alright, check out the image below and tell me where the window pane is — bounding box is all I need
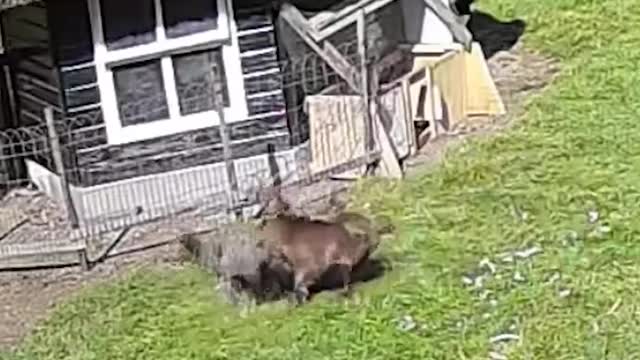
[161,0,219,39]
[172,48,229,116]
[113,60,170,127]
[100,0,156,50]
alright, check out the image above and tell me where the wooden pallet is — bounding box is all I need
[0,239,87,270]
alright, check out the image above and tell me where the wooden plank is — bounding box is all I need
[279,4,359,90]
[428,67,438,137]
[0,240,84,258]
[399,42,464,53]
[312,0,398,40]
[378,84,411,159]
[357,10,372,156]
[306,95,367,175]
[306,95,403,179]
[279,4,323,42]
[400,78,418,155]
[417,125,433,148]
[372,97,403,178]
[323,42,359,87]
[462,42,506,116]
[280,3,403,178]
[0,238,86,270]
[431,49,466,130]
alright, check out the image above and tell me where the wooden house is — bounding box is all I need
[0,0,504,224]
[0,0,301,187]
[0,0,485,180]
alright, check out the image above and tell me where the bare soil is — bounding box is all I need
[0,41,559,351]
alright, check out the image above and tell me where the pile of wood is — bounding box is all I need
[179,187,392,306]
[279,1,505,181]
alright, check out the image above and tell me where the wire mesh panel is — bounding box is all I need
[0,124,52,191]
[0,121,88,269]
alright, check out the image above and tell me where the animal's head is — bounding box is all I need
[225,255,292,303]
[335,212,387,256]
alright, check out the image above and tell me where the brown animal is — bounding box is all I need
[254,187,382,304]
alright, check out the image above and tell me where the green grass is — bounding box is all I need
[8,0,640,358]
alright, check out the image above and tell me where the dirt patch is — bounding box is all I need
[0,244,184,350]
[0,41,558,351]
[0,188,79,247]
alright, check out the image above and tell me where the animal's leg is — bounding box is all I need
[292,271,313,306]
[338,264,353,297]
[294,284,310,305]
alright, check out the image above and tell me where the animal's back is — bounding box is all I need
[257,216,354,277]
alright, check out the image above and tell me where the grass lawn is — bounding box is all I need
[7,0,640,359]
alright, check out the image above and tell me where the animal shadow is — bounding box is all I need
[466,10,527,59]
[308,257,391,296]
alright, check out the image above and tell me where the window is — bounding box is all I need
[172,49,230,116]
[112,59,169,127]
[88,0,248,145]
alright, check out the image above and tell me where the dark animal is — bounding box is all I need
[178,226,290,305]
[450,0,474,16]
[254,187,382,305]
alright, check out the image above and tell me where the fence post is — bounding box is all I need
[211,65,241,219]
[357,10,374,170]
[44,107,87,270]
[45,107,79,226]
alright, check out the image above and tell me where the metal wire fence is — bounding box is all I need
[0,124,52,192]
[0,36,408,270]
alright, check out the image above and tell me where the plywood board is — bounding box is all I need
[306,95,367,175]
[370,100,404,178]
[406,42,505,137]
[378,84,411,159]
[463,42,506,116]
[432,50,467,130]
[306,94,408,177]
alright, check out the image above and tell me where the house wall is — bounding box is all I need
[44,0,293,187]
[1,1,62,126]
[401,0,454,44]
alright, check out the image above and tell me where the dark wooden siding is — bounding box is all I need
[1,1,62,125]
[45,1,293,186]
[234,5,288,121]
[66,112,291,186]
[48,0,100,114]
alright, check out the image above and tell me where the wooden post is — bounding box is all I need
[428,67,439,139]
[357,10,374,171]
[211,65,240,218]
[45,107,79,227]
[44,107,88,271]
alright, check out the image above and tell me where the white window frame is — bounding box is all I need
[87,0,248,145]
